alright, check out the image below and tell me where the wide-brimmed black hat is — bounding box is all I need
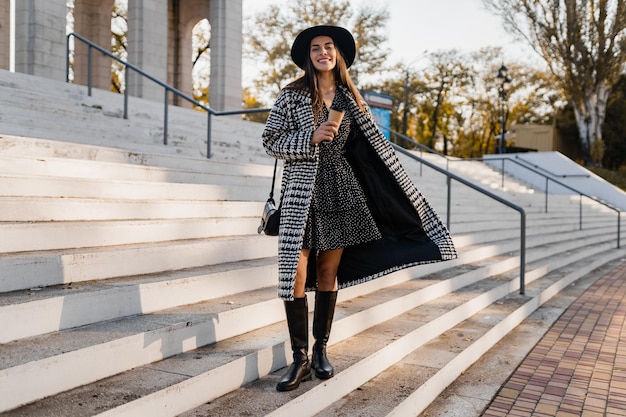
[291,25,356,69]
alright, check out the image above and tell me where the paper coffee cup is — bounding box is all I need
[328,107,345,124]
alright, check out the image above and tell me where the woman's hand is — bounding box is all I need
[311,121,339,145]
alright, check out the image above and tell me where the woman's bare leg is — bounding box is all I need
[316,248,343,291]
[293,249,311,298]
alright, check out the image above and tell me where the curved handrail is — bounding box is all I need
[390,143,528,295]
[66,32,270,158]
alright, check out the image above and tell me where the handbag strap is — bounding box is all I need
[269,159,278,200]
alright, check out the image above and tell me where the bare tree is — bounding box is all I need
[483,0,626,165]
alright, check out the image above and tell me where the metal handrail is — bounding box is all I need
[457,156,621,248]
[381,127,452,176]
[513,155,590,178]
[65,32,270,158]
[386,128,449,159]
[390,143,528,295]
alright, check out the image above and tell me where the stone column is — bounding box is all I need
[170,0,211,108]
[72,0,115,90]
[0,0,10,70]
[14,0,66,80]
[127,0,168,101]
[209,0,242,111]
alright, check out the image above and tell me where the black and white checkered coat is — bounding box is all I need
[263,85,457,300]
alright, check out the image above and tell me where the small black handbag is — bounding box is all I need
[257,159,281,236]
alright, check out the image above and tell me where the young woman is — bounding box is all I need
[262,25,457,392]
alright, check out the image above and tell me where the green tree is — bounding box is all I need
[483,0,626,166]
[361,67,426,149]
[420,50,473,153]
[362,48,560,157]
[244,0,390,104]
[242,88,270,123]
[449,48,504,157]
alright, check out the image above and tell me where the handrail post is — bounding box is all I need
[123,66,129,120]
[65,35,71,83]
[546,177,550,213]
[207,112,212,158]
[446,175,452,230]
[618,212,621,249]
[519,211,526,295]
[501,158,505,189]
[579,194,583,230]
[87,46,92,97]
[163,89,169,145]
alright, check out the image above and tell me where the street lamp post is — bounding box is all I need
[402,69,410,135]
[496,64,512,154]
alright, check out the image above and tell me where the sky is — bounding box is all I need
[241,0,537,81]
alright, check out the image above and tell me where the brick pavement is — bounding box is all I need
[481,262,626,417]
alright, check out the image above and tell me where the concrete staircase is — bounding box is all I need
[0,70,623,417]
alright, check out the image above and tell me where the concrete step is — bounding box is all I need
[0,136,580,221]
[0,174,266,201]
[1,69,623,417]
[0,134,275,171]
[179,244,623,417]
[0,235,277,293]
[0,200,615,294]
[1,196,613,253]
[1,214,613,343]
[0,105,208,158]
[0,257,279,343]
[314,247,625,417]
[0,224,522,343]
[0,221,618,414]
[399,153,538,196]
[419,256,625,416]
[0,154,272,188]
[0,197,261,221]
[0,70,269,163]
[0,217,262,253]
[2,235,618,416]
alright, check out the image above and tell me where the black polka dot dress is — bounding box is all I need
[302,93,382,251]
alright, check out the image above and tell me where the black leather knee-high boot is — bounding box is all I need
[312,290,337,379]
[276,297,311,391]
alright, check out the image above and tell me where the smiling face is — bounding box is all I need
[309,35,337,73]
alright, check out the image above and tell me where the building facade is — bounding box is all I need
[0,0,243,111]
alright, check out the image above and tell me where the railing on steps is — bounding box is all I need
[462,156,621,248]
[389,143,528,295]
[65,32,270,159]
[513,154,590,179]
[385,128,621,251]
